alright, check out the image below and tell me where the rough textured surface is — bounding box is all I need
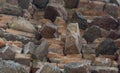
[96,38,117,57]
[83,25,101,43]
[65,23,82,55]
[45,3,67,22]
[0,59,28,73]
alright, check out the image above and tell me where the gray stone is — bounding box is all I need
[0,59,28,73]
[32,40,49,61]
[0,45,15,60]
[64,0,79,8]
[65,23,82,55]
[96,38,117,57]
[72,11,88,30]
[10,17,36,33]
[0,3,22,16]
[83,25,101,43]
[18,0,31,9]
[90,66,119,73]
[36,63,61,73]
[33,0,48,8]
[0,29,32,44]
[64,62,91,73]
[23,42,37,54]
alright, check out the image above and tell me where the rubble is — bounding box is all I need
[0,0,120,73]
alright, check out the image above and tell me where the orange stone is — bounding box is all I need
[6,29,35,38]
[0,38,5,47]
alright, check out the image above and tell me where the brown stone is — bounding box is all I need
[77,1,105,16]
[91,15,119,30]
[10,17,36,33]
[6,29,35,38]
[54,17,67,35]
[15,54,31,66]
[36,63,61,73]
[40,22,58,38]
[64,61,91,73]
[104,3,119,18]
[0,38,5,48]
[65,0,79,8]
[7,41,23,48]
[114,39,120,48]
[45,3,67,22]
[0,45,16,60]
[0,3,22,16]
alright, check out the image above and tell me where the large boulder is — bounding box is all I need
[44,3,67,22]
[65,23,82,55]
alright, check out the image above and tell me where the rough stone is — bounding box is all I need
[18,0,31,9]
[33,0,48,8]
[72,11,88,30]
[91,15,119,30]
[23,42,37,54]
[10,17,36,33]
[32,40,49,61]
[36,63,61,73]
[83,25,101,43]
[96,38,117,57]
[44,3,67,22]
[0,59,28,73]
[107,30,120,40]
[0,45,16,60]
[15,54,31,66]
[39,22,58,38]
[64,62,91,73]
[104,3,119,18]
[65,23,82,55]
[0,3,22,16]
[114,39,120,48]
[90,66,119,73]
[64,0,79,8]
[0,38,5,48]
[49,0,65,6]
